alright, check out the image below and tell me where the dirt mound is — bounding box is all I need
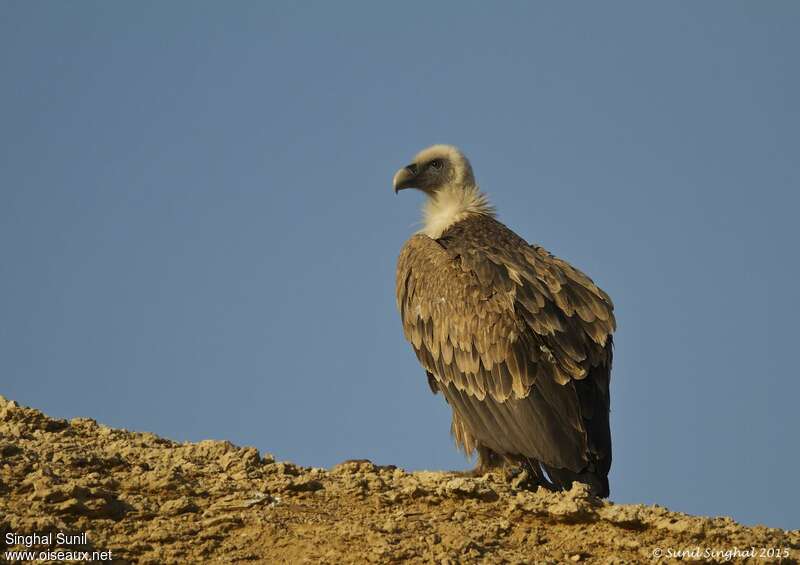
[0,395,797,564]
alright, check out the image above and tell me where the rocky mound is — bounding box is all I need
[0,395,797,564]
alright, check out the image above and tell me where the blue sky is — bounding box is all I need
[1,2,798,529]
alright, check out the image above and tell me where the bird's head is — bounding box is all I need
[393,145,476,195]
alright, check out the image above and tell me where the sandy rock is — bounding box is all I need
[0,395,797,564]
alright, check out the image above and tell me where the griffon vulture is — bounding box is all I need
[394,145,615,497]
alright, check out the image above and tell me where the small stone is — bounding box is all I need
[382,519,399,533]
[160,497,199,516]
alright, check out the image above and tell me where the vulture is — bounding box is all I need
[394,145,615,497]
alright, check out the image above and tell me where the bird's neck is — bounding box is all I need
[420,184,495,239]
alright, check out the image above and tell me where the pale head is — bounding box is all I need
[393,144,476,194]
[393,144,494,238]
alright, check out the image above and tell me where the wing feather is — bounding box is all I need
[396,214,615,476]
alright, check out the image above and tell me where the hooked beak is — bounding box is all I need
[393,164,418,194]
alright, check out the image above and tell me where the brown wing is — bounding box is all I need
[396,214,614,477]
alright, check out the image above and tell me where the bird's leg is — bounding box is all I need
[466,445,503,477]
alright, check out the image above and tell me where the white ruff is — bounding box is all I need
[420,185,495,238]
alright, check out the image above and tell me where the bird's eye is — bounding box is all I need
[430,159,443,170]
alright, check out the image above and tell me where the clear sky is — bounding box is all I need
[2,2,798,529]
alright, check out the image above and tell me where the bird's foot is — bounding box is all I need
[453,462,495,478]
[503,464,557,492]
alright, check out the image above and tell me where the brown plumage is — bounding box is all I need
[394,145,615,496]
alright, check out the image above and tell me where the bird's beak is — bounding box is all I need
[393,164,418,194]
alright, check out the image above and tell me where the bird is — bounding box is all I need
[394,144,616,497]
